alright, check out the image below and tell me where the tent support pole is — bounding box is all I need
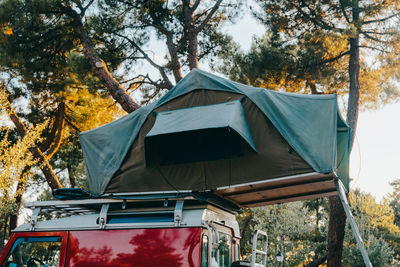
[335,179,372,267]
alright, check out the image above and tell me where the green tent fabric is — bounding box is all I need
[79,102,157,195]
[80,69,349,195]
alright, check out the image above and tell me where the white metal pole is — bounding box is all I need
[335,179,372,267]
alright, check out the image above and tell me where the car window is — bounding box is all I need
[218,233,232,267]
[1,236,62,267]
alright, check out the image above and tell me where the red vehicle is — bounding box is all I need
[0,194,267,267]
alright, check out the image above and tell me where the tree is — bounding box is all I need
[0,0,240,235]
[343,190,400,266]
[238,191,400,266]
[0,0,239,112]
[0,88,51,249]
[389,179,400,227]
[222,0,399,264]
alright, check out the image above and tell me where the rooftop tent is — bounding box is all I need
[79,69,350,207]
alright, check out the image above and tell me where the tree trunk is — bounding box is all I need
[327,196,347,266]
[183,0,199,70]
[347,38,361,149]
[187,31,199,69]
[67,165,76,188]
[166,34,183,83]
[8,103,66,230]
[77,24,140,113]
[327,1,360,265]
[64,7,140,113]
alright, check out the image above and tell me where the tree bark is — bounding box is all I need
[183,0,199,69]
[0,216,9,252]
[327,1,360,266]
[165,33,183,83]
[187,31,199,69]
[327,196,347,266]
[347,37,361,149]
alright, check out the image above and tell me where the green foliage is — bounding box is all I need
[219,31,348,95]
[238,200,329,266]
[220,0,400,108]
[0,0,127,202]
[241,190,400,266]
[94,0,240,73]
[389,179,400,227]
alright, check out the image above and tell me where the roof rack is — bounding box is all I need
[24,192,240,231]
[25,195,193,231]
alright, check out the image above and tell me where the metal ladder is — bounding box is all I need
[251,230,268,267]
[336,179,372,267]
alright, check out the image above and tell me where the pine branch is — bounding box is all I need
[361,30,397,35]
[361,31,391,44]
[362,12,400,25]
[114,33,173,89]
[339,0,351,24]
[195,0,223,33]
[358,45,399,55]
[297,0,346,33]
[64,113,82,132]
[190,0,201,12]
[301,51,350,69]
[303,255,327,267]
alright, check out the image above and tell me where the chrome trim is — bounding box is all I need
[99,204,109,229]
[30,208,41,231]
[101,190,192,196]
[202,221,213,267]
[174,200,184,226]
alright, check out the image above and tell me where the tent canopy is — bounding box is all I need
[80,69,349,207]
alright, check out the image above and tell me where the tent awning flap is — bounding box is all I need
[145,100,256,165]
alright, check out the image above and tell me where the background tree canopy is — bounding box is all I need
[0,0,399,265]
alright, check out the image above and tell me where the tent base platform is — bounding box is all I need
[214,172,338,208]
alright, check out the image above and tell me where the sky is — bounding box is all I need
[350,103,400,200]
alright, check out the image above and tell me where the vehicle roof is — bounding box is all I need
[15,201,241,238]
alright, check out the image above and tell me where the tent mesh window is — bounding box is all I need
[144,100,256,166]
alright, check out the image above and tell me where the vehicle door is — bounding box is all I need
[0,231,68,267]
